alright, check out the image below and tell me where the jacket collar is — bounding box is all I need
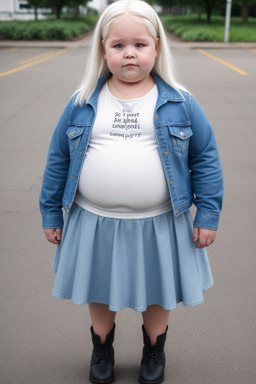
[88,72,112,107]
[152,73,186,102]
[88,71,185,106]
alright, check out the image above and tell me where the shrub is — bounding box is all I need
[0,17,97,40]
[161,15,256,42]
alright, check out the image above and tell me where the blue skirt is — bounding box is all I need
[52,203,214,312]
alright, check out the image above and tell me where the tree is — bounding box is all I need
[200,0,223,21]
[42,0,66,19]
[27,0,47,20]
[153,0,223,22]
[241,0,249,21]
[235,0,256,22]
[69,0,91,17]
[44,0,91,19]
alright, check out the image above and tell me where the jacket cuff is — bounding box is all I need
[42,213,64,229]
[193,210,220,231]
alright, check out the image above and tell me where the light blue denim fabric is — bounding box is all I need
[52,204,214,311]
[39,72,224,230]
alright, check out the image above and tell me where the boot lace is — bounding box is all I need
[100,346,107,360]
[146,346,156,361]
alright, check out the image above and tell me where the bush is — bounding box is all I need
[0,16,98,40]
[161,15,256,42]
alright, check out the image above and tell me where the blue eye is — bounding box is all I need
[114,43,123,49]
[135,43,144,48]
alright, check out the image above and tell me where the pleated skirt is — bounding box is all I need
[52,203,214,312]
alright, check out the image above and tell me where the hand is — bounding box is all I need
[193,227,217,248]
[43,228,62,245]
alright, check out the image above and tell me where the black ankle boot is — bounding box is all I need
[139,325,168,384]
[89,323,115,384]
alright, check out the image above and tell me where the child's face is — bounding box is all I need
[103,13,159,86]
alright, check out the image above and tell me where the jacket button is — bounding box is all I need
[163,151,168,156]
[170,180,174,186]
[175,210,179,214]
[66,209,70,213]
[71,131,75,137]
[180,132,184,137]
[154,113,158,119]
[72,176,76,180]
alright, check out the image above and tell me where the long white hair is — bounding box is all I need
[75,0,185,105]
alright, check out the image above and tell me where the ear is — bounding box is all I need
[155,38,160,57]
[102,42,107,60]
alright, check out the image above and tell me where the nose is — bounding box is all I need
[124,50,135,59]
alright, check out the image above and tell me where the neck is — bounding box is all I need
[108,75,155,100]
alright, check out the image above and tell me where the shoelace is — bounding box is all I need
[147,346,156,360]
[100,346,107,360]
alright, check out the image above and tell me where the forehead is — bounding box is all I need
[108,13,149,36]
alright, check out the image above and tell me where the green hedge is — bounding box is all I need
[1,15,255,42]
[161,15,256,42]
[0,16,98,40]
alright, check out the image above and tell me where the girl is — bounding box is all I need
[39,1,224,383]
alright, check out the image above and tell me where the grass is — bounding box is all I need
[161,15,256,42]
[0,16,98,40]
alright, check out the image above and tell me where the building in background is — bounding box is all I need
[89,0,108,13]
[0,0,109,20]
[0,0,48,20]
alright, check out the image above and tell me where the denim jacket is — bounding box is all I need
[39,72,223,230]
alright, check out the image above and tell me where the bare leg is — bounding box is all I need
[142,305,170,346]
[89,303,116,344]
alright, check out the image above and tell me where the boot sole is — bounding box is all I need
[89,374,115,384]
[138,375,164,384]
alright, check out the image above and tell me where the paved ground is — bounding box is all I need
[1,36,256,384]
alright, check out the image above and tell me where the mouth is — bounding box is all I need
[124,63,136,67]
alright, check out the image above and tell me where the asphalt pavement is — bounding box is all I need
[1,35,256,384]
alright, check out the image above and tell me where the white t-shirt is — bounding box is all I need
[75,82,172,219]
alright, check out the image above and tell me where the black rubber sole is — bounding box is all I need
[89,374,115,384]
[138,375,164,384]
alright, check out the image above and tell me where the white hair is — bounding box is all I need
[75,0,186,105]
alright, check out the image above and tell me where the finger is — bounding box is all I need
[46,231,57,244]
[194,228,205,248]
[198,229,217,248]
[193,227,199,242]
[205,235,213,247]
[206,231,217,246]
[200,229,211,248]
[198,235,206,248]
[55,228,62,243]
[44,229,60,245]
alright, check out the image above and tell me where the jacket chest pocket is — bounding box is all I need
[168,126,193,153]
[66,126,85,152]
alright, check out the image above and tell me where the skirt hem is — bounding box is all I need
[52,280,214,312]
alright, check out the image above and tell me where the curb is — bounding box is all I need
[0,32,93,49]
[0,40,90,49]
[170,41,256,49]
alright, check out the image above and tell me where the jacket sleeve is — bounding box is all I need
[188,95,224,230]
[39,97,74,229]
